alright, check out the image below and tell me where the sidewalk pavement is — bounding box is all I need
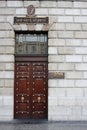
[0,120,87,130]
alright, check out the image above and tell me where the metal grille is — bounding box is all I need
[15,32,48,55]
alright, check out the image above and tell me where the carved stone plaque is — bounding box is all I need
[27,5,35,16]
[48,72,64,79]
[14,17,49,24]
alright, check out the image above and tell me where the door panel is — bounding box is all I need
[14,63,30,118]
[18,78,28,93]
[32,63,47,118]
[14,61,48,119]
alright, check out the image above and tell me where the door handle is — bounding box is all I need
[21,96,24,102]
[37,97,41,103]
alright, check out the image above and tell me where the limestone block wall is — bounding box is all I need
[0,0,87,121]
[48,0,87,121]
[0,22,14,120]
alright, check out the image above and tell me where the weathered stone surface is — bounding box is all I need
[0,47,5,54]
[7,1,23,7]
[48,47,57,54]
[35,24,43,31]
[76,80,87,87]
[1,88,13,95]
[5,80,14,87]
[0,23,13,30]
[5,63,14,71]
[0,1,6,7]
[84,88,87,96]
[5,47,14,54]
[82,40,87,46]
[48,39,65,46]
[48,79,58,88]
[3,96,13,105]
[16,8,27,15]
[0,105,13,117]
[7,16,14,24]
[20,24,27,30]
[75,47,87,54]
[49,88,66,97]
[66,72,83,79]
[0,31,14,38]
[0,80,4,87]
[0,71,14,79]
[74,2,87,8]
[24,1,39,7]
[28,25,35,31]
[49,106,72,116]
[59,80,75,87]
[0,8,15,15]
[50,23,65,31]
[58,16,73,22]
[0,39,14,46]
[58,97,75,106]
[74,16,87,23]
[58,47,74,54]
[13,25,22,31]
[49,9,64,15]
[58,31,74,38]
[58,63,75,71]
[35,8,48,15]
[83,72,87,78]
[41,1,57,7]
[75,63,87,70]
[48,63,57,71]
[0,55,14,62]
[66,39,81,46]
[48,31,58,38]
[48,55,65,62]
[66,55,82,62]
[65,23,81,30]
[0,16,6,22]
[57,1,72,8]
[65,9,80,15]
[66,88,83,97]
[75,32,87,38]
[82,24,87,30]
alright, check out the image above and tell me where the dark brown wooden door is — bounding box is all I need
[14,60,48,119]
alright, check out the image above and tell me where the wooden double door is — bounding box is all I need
[14,57,48,119]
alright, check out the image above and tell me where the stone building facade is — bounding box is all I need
[0,0,87,121]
